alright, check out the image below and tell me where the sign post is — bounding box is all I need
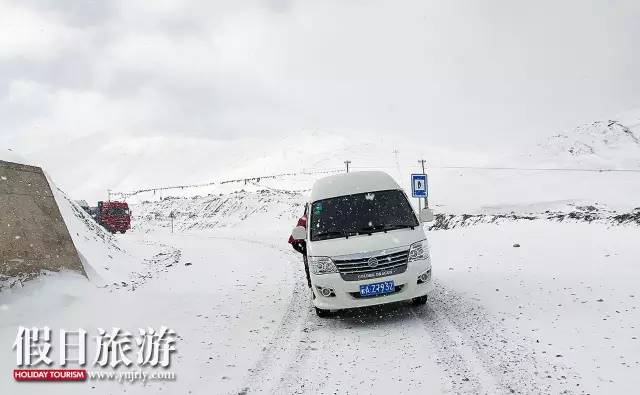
[418,159,428,208]
[411,173,428,210]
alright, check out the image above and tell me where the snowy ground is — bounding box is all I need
[2,213,639,394]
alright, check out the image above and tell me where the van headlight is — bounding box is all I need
[309,256,338,275]
[408,240,429,262]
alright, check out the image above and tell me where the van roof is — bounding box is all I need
[310,171,401,202]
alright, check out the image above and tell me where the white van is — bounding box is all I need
[292,171,434,317]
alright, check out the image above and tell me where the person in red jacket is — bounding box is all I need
[288,207,311,288]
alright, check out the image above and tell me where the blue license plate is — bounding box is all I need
[359,280,395,297]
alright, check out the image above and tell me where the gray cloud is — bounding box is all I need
[1,0,639,154]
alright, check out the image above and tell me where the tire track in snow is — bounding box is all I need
[279,298,500,395]
[238,269,310,394]
[215,236,331,394]
[267,304,317,395]
[199,236,313,395]
[418,282,581,394]
[158,233,313,394]
[288,308,429,394]
[265,277,490,394]
[410,305,490,394]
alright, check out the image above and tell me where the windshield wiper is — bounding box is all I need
[357,225,387,235]
[358,224,416,235]
[314,230,357,240]
[317,224,416,239]
[383,224,416,231]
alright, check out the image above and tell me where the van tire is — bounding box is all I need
[411,295,428,305]
[315,307,332,318]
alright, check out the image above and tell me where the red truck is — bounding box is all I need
[94,201,131,234]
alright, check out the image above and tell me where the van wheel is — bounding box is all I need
[315,307,333,318]
[412,295,428,305]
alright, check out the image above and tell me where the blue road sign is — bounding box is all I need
[411,174,428,198]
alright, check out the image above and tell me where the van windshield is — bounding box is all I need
[309,189,418,241]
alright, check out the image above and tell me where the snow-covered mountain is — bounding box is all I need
[526,111,640,168]
[18,108,640,214]
[121,110,640,215]
[25,129,490,202]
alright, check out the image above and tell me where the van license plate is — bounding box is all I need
[359,281,395,297]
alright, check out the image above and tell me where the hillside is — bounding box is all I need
[525,111,640,168]
[132,189,304,234]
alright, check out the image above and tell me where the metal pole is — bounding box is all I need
[418,159,428,208]
[344,160,351,173]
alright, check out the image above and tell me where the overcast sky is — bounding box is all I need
[1,0,639,157]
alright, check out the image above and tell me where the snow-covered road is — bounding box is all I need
[2,220,639,394]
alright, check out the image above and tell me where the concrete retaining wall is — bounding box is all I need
[0,160,85,283]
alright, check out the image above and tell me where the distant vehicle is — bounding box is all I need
[94,201,131,234]
[75,200,94,217]
[290,171,434,317]
[75,200,89,210]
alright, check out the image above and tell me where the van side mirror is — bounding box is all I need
[419,208,434,223]
[291,226,307,241]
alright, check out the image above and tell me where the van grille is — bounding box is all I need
[333,249,409,281]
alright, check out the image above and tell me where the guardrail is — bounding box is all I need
[111,168,343,199]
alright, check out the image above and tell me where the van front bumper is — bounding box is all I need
[310,259,434,310]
